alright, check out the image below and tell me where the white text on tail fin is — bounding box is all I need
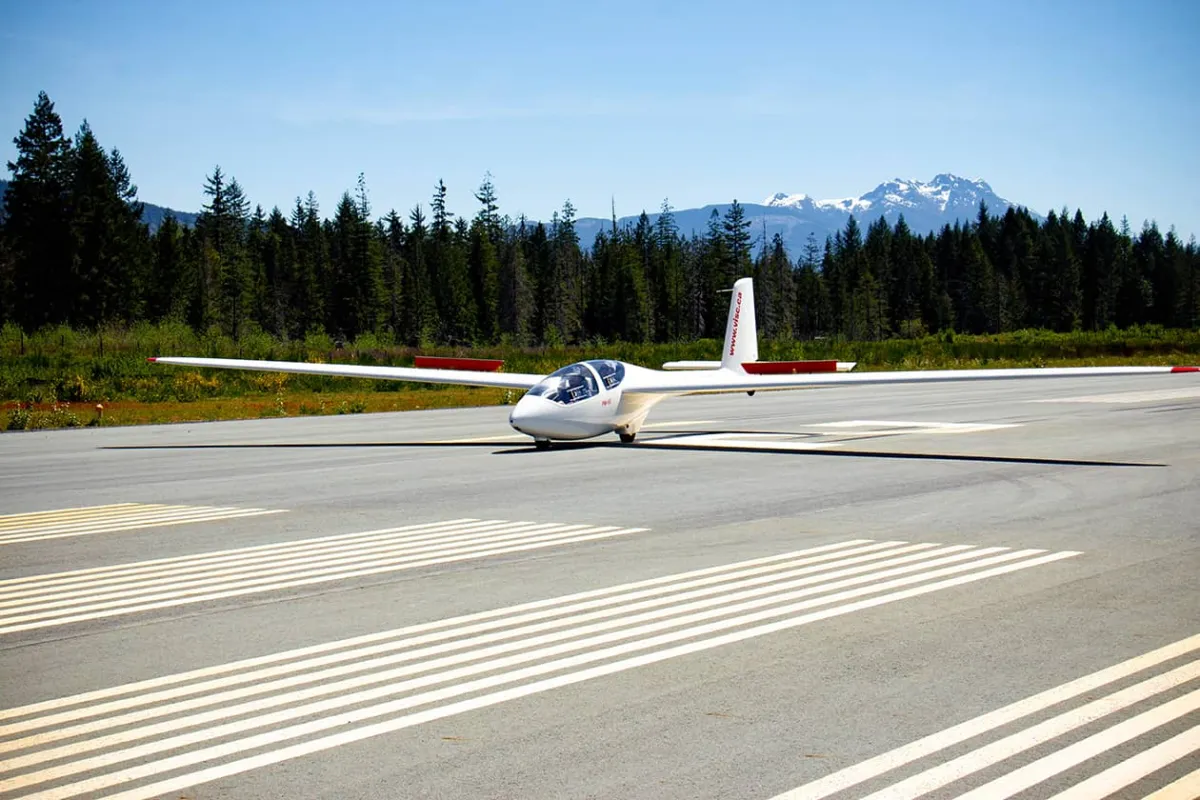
[721,277,758,373]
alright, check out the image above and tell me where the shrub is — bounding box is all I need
[6,405,30,431]
[171,371,221,402]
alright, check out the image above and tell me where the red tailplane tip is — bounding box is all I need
[1171,366,1198,373]
[146,357,157,363]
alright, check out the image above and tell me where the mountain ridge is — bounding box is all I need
[573,173,1036,256]
[1,173,1033,255]
[0,180,197,230]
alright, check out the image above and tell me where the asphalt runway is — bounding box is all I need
[0,374,1197,799]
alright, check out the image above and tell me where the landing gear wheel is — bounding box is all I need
[619,432,637,444]
[534,439,552,451]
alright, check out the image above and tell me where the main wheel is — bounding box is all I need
[619,432,636,444]
[534,439,552,451]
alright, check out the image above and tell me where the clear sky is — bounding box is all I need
[2,0,1197,234]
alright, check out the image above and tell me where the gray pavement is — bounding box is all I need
[0,374,1197,799]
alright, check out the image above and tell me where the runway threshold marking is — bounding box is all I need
[1143,766,1200,800]
[811,420,1022,436]
[0,539,1080,799]
[641,419,720,429]
[0,519,648,635]
[1032,386,1200,404]
[770,632,1200,800]
[0,504,285,545]
[647,433,845,450]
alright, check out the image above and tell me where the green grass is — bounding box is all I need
[3,321,1198,431]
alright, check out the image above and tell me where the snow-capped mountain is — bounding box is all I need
[763,174,1016,221]
[574,174,1034,258]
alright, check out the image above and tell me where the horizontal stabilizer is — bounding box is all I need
[413,356,504,372]
[742,360,858,374]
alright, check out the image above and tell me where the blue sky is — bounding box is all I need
[2,0,1197,234]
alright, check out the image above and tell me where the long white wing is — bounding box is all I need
[149,357,546,390]
[626,365,1198,395]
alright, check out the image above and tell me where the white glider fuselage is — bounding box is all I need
[508,362,670,442]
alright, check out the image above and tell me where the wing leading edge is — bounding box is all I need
[626,365,1197,395]
[148,357,546,390]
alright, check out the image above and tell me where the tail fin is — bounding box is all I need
[720,277,758,373]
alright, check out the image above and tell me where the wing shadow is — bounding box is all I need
[104,438,1163,467]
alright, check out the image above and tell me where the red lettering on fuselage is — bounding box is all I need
[728,291,743,356]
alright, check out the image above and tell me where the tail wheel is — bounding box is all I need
[534,439,552,451]
[619,432,636,444]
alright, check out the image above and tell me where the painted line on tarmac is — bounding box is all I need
[646,433,844,450]
[770,632,1200,800]
[1032,386,1200,404]
[0,539,1080,799]
[1026,723,1200,800]
[641,419,720,429]
[1141,765,1200,800]
[0,519,647,635]
[811,420,1022,435]
[0,504,285,546]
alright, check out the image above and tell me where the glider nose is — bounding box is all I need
[508,394,544,435]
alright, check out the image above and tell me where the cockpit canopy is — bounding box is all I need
[588,359,625,390]
[526,360,625,405]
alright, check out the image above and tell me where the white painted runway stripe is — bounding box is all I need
[1012,724,1200,800]
[648,433,845,450]
[812,420,1021,435]
[1033,386,1200,404]
[0,545,861,724]
[1142,764,1200,800]
[771,633,1200,800]
[0,503,285,545]
[0,540,1077,799]
[0,519,646,635]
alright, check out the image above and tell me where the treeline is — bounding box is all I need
[2,92,1198,346]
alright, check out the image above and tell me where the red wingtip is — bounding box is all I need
[146,357,157,363]
[1171,366,1198,373]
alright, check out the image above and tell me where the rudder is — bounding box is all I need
[720,277,758,373]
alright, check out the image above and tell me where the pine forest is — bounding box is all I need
[3,92,1199,351]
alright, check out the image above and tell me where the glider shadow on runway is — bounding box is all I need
[103,436,1164,468]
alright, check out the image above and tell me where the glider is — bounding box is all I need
[151,278,1197,448]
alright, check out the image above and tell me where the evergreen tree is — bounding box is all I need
[862,218,892,337]
[961,232,997,333]
[497,217,533,343]
[468,174,501,342]
[697,209,729,336]
[428,180,474,342]
[381,210,406,338]
[794,232,829,337]
[148,214,188,320]
[259,206,292,336]
[722,200,752,285]
[289,192,328,336]
[326,178,383,340]
[1081,213,1119,330]
[525,221,553,344]
[550,200,584,342]
[653,199,684,341]
[402,204,436,344]
[4,91,74,328]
